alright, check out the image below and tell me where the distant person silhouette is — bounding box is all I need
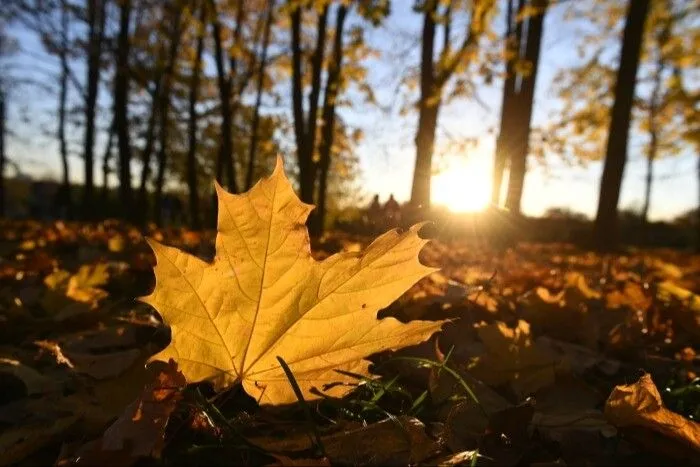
[384,194,401,226]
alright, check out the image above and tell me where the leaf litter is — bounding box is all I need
[0,161,697,466]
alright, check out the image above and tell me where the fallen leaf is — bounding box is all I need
[470,320,558,397]
[249,416,440,466]
[605,373,700,455]
[143,157,445,405]
[0,357,61,396]
[61,360,186,466]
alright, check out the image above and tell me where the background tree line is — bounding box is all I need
[0,0,698,250]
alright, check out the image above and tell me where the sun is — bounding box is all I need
[431,152,492,213]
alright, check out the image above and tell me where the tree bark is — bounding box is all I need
[504,0,548,215]
[410,0,491,209]
[101,119,115,204]
[82,0,105,219]
[58,0,71,218]
[289,0,329,205]
[410,0,438,210]
[137,65,164,221]
[593,0,651,251]
[114,0,134,220]
[211,0,242,193]
[245,0,275,191]
[492,0,523,207]
[154,5,184,226]
[290,3,308,199]
[0,91,5,218]
[186,3,206,230]
[313,4,348,237]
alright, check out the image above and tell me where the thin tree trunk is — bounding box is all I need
[313,4,348,237]
[504,0,548,215]
[154,5,183,226]
[211,0,242,193]
[492,0,523,207]
[82,0,105,219]
[114,0,134,220]
[137,78,161,220]
[0,91,5,217]
[696,154,700,251]
[245,0,275,190]
[290,3,308,200]
[593,0,651,251]
[101,119,115,204]
[304,4,329,198]
[641,143,655,226]
[289,1,329,205]
[187,3,206,230]
[58,0,71,218]
[410,0,438,210]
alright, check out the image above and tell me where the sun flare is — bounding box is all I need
[431,151,492,213]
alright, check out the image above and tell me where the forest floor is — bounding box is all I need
[1,219,699,466]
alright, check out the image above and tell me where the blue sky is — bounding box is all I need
[3,0,698,221]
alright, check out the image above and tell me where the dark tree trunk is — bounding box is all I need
[58,0,72,218]
[137,78,161,222]
[313,4,348,237]
[114,0,134,220]
[82,0,105,219]
[289,0,329,205]
[504,0,548,215]
[154,5,183,226]
[696,154,700,252]
[410,0,438,210]
[492,0,523,207]
[290,3,308,199]
[186,3,206,230]
[410,0,491,210]
[101,119,115,204]
[305,4,329,197]
[593,0,651,251]
[0,91,5,217]
[211,0,242,193]
[245,0,275,191]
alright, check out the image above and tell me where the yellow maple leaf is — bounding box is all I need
[142,157,445,405]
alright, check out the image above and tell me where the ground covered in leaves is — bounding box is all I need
[1,219,699,466]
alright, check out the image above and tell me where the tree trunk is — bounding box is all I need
[186,3,206,230]
[304,4,329,198]
[245,0,275,191]
[136,63,166,221]
[58,0,72,219]
[154,6,183,226]
[504,0,548,215]
[593,0,651,251]
[82,0,105,219]
[410,0,438,209]
[114,0,134,220]
[290,3,308,201]
[0,91,5,217]
[289,1,329,205]
[313,4,348,237]
[101,119,115,204]
[491,0,523,207]
[696,154,700,252]
[211,0,242,193]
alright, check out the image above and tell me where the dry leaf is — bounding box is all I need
[470,320,558,397]
[605,373,700,454]
[143,157,445,405]
[63,360,186,466]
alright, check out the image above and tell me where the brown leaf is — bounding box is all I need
[62,360,186,466]
[605,373,700,455]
